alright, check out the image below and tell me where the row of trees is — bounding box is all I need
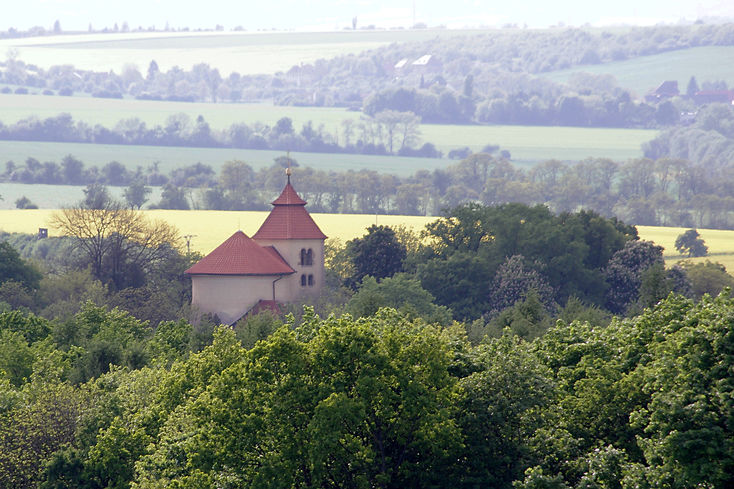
[8,149,734,229]
[0,112,436,157]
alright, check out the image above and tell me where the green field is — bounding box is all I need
[0,29,483,75]
[0,94,657,159]
[541,46,734,97]
[0,183,164,210]
[0,142,455,179]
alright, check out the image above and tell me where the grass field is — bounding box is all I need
[541,46,734,97]
[0,93,658,160]
[0,183,164,210]
[0,143,455,182]
[0,29,484,75]
[2,210,733,269]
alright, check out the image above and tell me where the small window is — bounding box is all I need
[306,249,313,266]
[308,274,314,286]
[300,249,307,266]
[300,274,307,286]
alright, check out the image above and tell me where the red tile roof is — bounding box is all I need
[185,231,295,276]
[272,182,306,205]
[253,182,327,240]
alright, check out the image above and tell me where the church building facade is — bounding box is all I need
[185,175,326,324]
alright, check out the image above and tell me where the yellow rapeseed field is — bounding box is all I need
[0,209,435,254]
[2,210,733,269]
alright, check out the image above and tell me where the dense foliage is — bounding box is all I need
[3,197,734,487]
[1,291,734,488]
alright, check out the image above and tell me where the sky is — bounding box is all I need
[4,0,734,32]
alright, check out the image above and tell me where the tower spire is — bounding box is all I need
[286,151,292,184]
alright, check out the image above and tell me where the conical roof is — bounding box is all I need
[185,231,295,276]
[253,181,327,240]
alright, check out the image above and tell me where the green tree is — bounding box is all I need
[633,292,734,488]
[123,179,151,210]
[0,241,42,291]
[678,260,734,300]
[346,225,406,288]
[134,310,463,488]
[14,196,38,209]
[347,274,452,325]
[674,228,708,257]
[604,240,664,314]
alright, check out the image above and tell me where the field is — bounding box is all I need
[0,93,657,159]
[541,46,734,97]
[0,142,455,183]
[0,29,484,75]
[0,209,435,253]
[2,210,734,269]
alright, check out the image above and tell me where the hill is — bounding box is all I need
[541,46,734,97]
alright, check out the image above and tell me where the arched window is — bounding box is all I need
[300,274,307,286]
[308,274,314,286]
[300,249,307,266]
[306,249,313,266]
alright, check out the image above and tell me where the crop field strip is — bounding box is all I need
[0,96,656,164]
[2,210,733,270]
[541,46,734,98]
[0,29,485,75]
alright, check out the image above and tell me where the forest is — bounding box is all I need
[1,198,734,488]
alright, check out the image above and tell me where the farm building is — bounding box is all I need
[185,171,326,324]
[645,80,679,102]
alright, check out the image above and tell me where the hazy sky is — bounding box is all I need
[5,0,734,32]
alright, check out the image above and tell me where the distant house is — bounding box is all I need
[693,90,734,105]
[646,81,680,102]
[393,58,408,70]
[185,172,327,324]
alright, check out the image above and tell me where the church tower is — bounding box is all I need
[252,170,327,303]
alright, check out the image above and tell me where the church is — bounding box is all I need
[185,171,326,324]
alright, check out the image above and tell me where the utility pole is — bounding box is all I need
[183,234,197,254]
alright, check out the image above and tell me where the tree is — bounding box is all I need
[346,225,406,287]
[82,183,111,209]
[633,292,734,488]
[153,184,189,210]
[678,260,734,299]
[50,200,180,289]
[0,242,41,291]
[604,240,664,314]
[347,274,452,324]
[674,228,708,257]
[488,255,556,314]
[14,196,37,209]
[123,179,151,209]
[686,75,700,98]
[134,310,463,488]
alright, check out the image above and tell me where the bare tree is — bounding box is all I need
[51,200,180,289]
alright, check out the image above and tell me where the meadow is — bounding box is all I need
[0,29,482,75]
[2,210,733,270]
[541,46,734,97]
[0,93,657,159]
